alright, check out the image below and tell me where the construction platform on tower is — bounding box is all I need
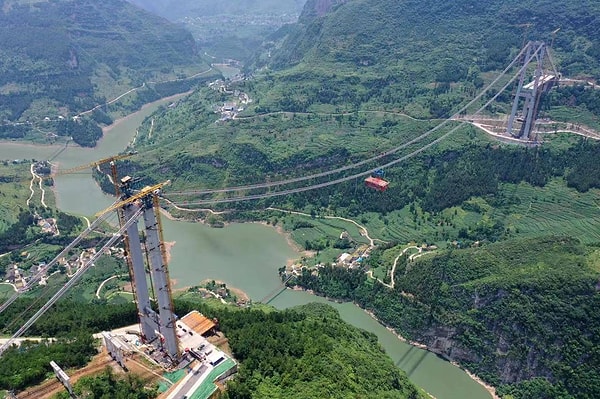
[99,310,237,399]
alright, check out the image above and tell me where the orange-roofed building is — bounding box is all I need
[180,310,217,336]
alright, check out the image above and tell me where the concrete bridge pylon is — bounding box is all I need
[506,41,559,140]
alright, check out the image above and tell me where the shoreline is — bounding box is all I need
[288,285,500,399]
[256,219,499,399]
[102,91,192,138]
[361,309,500,399]
[0,90,193,153]
[173,279,250,304]
[254,221,315,266]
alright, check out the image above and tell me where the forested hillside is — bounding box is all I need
[0,297,427,398]
[240,0,600,124]
[268,0,599,77]
[126,0,600,203]
[175,301,428,399]
[0,0,210,145]
[292,237,600,399]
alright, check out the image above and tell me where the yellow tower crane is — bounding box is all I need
[41,151,137,181]
[95,180,171,218]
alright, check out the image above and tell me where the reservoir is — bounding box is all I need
[0,98,492,399]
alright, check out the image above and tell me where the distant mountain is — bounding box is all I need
[129,0,600,192]
[126,0,307,61]
[0,0,205,130]
[127,0,306,20]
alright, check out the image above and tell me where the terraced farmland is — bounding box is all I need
[502,180,600,244]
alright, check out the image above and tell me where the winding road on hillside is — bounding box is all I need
[95,275,126,299]
[266,207,377,247]
[1,67,215,132]
[367,245,424,289]
[27,164,47,208]
[76,67,214,118]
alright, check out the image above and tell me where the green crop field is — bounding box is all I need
[502,180,600,244]
[106,291,134,305]
[0,284,14,300]
[285,215,370,244]
[362,205,486,246]
[0,162,34,231]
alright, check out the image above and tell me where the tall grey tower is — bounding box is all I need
[506,41,559,140]
[119,178,180,362]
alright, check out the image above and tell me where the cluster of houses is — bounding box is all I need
[335,241,372,269]
[3,246,125,290]
[37,216,59,236]
[208,79,253,121]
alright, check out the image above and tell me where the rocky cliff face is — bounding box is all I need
[413,290,583,386]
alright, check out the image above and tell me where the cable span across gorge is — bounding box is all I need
[160,43,541,207]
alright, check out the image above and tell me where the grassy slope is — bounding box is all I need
[0,162,32,231]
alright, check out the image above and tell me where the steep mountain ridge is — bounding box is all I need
[295,236,600,398]
[267,0,600,78]
[299,0,349,20]
[0,0,204,130]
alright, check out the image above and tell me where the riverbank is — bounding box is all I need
[173,279,250,304]
[102,91,192,139]
[8,88,493,399]
[285,283,500,399]
[161,211,498,398]
[262,215,498,398]
[362,309,499,399]
[255,221,315,265]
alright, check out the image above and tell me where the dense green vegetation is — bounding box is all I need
[0,161,36,232]
[0,299,138,392]
[291,236,600,399]
[175,300,427,399]
[0,300,138,338]
[0,0,210,144]
[267,0,600,78]
[3,0,600,398]
[125,2,600,398]
[0,160,76,255]
[54,369,158,399]
[0,334,97,391]
[0,295,427,398]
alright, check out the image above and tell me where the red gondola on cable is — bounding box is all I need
[364,176,389,191]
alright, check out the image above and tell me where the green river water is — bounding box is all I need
[0,97,492,399]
